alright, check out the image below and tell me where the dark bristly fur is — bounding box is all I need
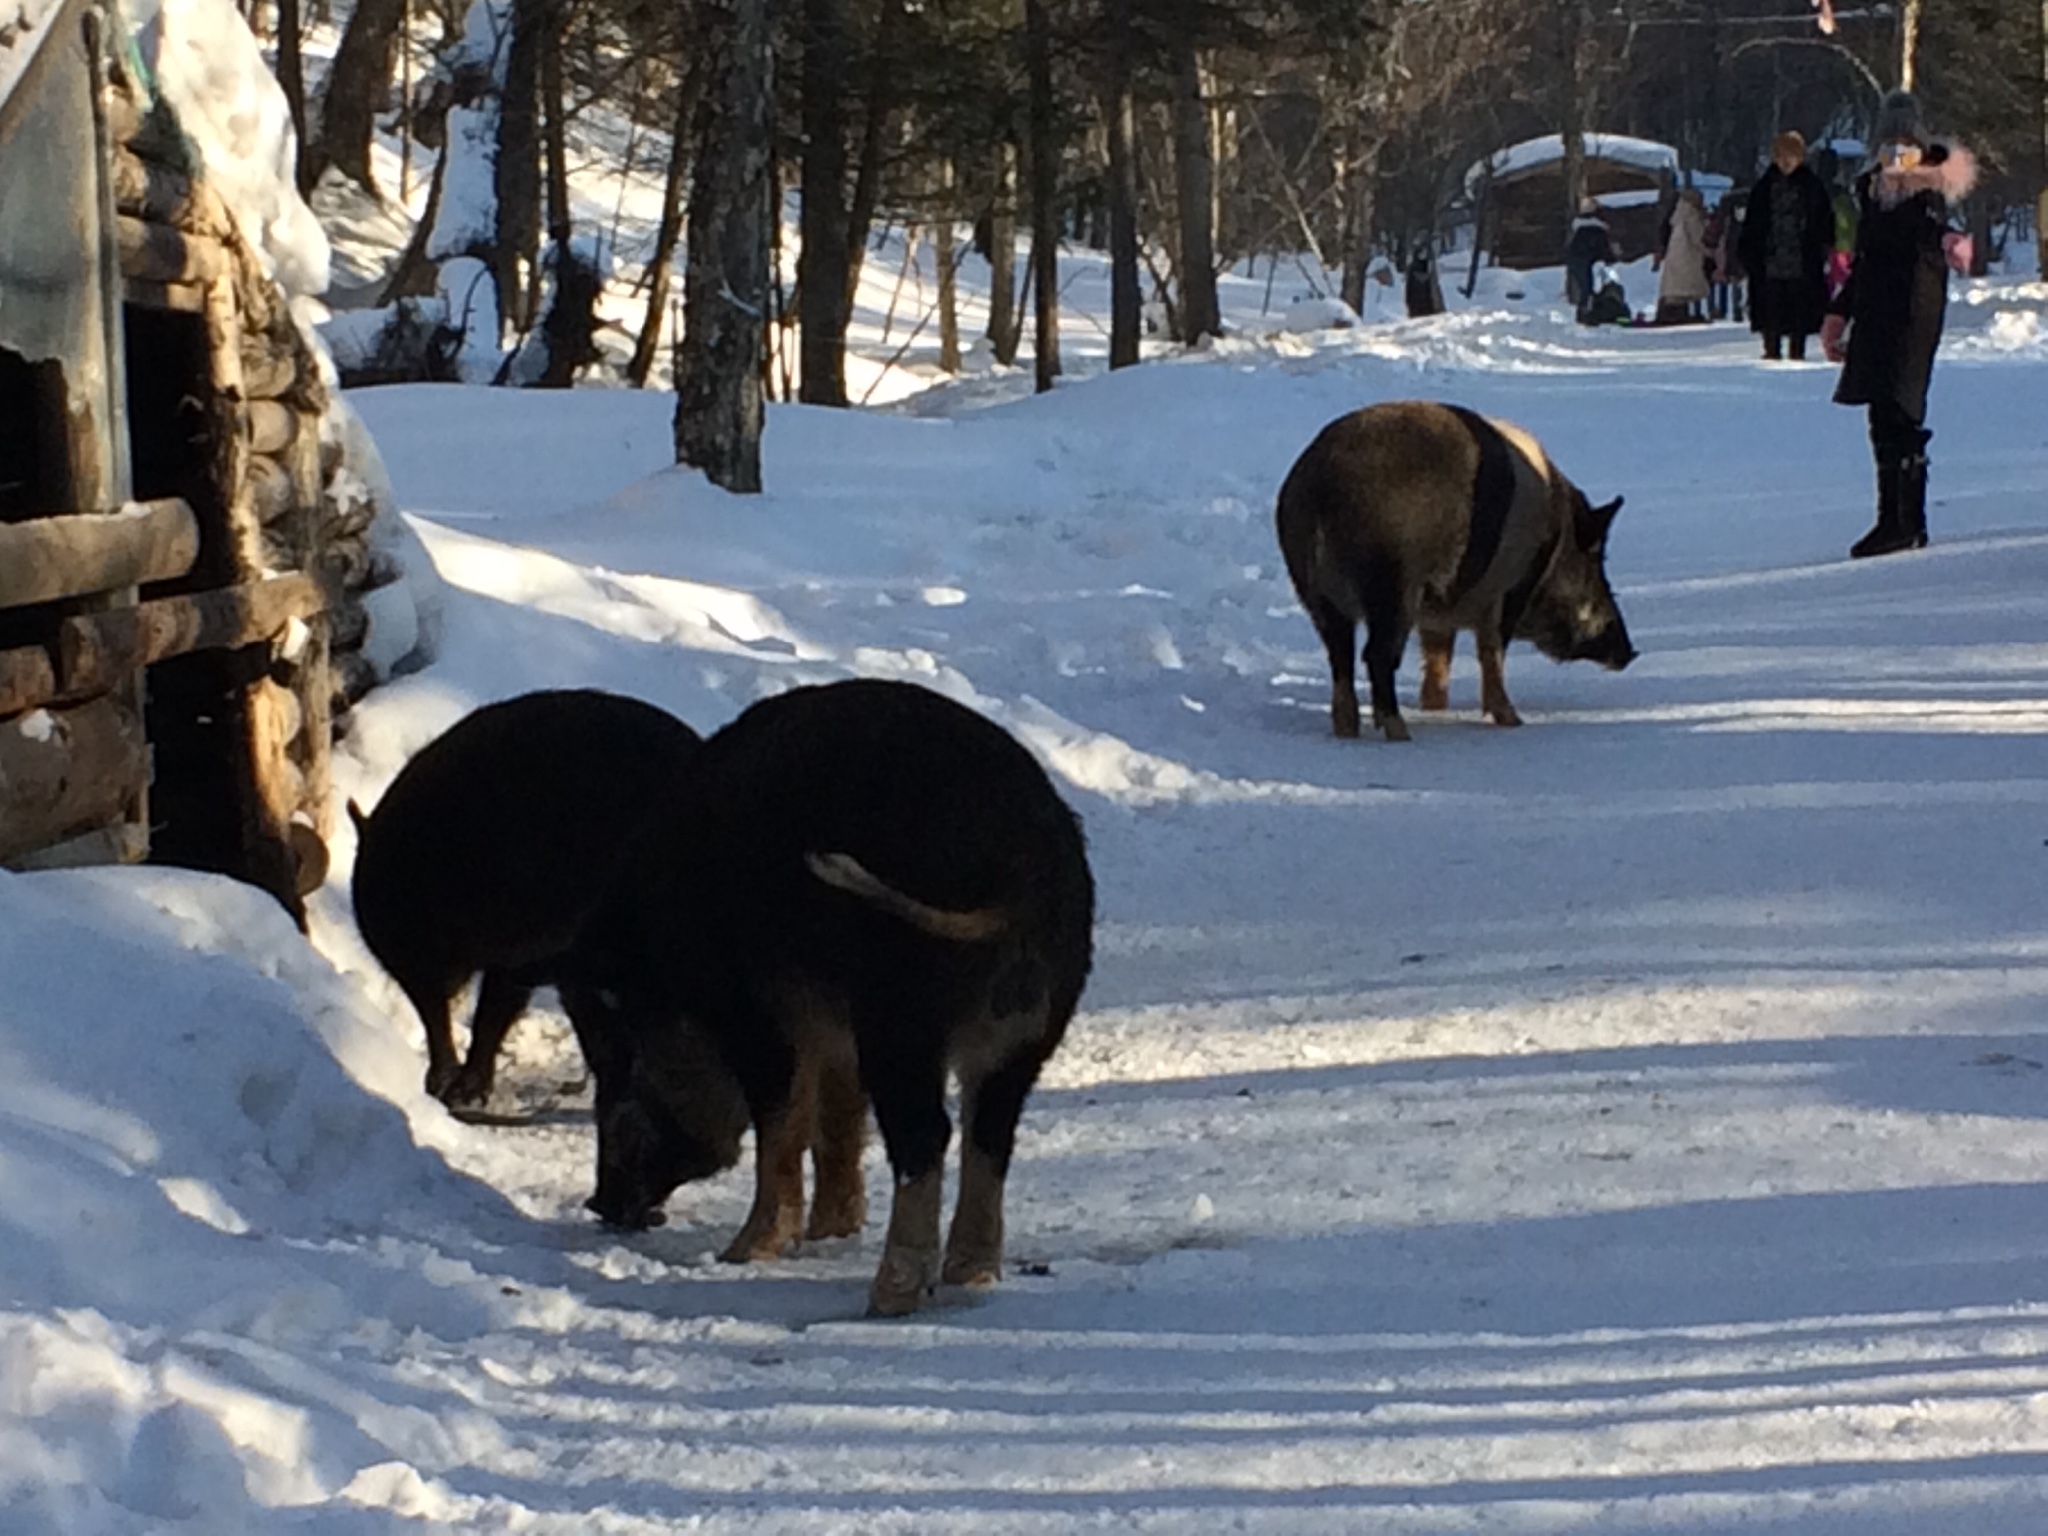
[562,678,1095,1317]
[350,689,707,1109]
[1275,400,1636,740]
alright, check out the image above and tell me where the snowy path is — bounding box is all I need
[9,301,2048,1530]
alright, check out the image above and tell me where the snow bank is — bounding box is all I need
[0,864,506,1528]
[129,0,329,296]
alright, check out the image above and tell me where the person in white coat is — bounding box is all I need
[1656,187,1710,323]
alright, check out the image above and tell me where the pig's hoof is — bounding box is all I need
[1378,715,1412,742]
[806,1196,867,1241]
[424,1061,459,1101]
[587,1198,666,1231]
[1332,713,1361,739]
[720,1218,801,1263]
[941,1252,1001,1289]
[1486,705,1523,728]
[1419,685,1449,712]
[441,1064,494,1108]
[867,1247,939,1316]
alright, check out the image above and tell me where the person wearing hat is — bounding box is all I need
[1821,90,1977,558]
[1566,196,1614,322]
[1738,130,1835,360]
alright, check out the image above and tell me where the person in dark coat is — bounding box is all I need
[1821,91,1977,558]
[1737,129,1835,360]
[1405,246,1444,317]
[1565,198,1613,322]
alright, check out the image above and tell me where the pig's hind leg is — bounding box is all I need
[1303,597,1362,738]
[1358,567,1415,741]
[1418,629,1456,712]
[722,1041,815,1263]
[942,1041,1049,1290]
[861,1029,954,1316]
[806,1043,869,1240]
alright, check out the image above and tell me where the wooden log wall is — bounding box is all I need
[3,63,406,901]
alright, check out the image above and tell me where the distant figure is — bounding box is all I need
[1822,91,1977,558]
[1704,192,1747,322]
[1565,197,1614,320]
[1655,187,1709,323]
[1405,247,1444,317]
[1737,130,1834,360]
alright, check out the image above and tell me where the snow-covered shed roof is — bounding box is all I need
[1466,133,1683,198]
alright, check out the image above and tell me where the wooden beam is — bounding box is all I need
[0,696,149,866]
[0,499,200,609]
[55,574,323,699]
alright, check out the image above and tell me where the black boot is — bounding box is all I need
[1850,457,1903,558]
[1897,450,1929,549]
[1850,453,1928,558]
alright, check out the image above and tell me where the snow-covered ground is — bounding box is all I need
[9,267,2048,1531]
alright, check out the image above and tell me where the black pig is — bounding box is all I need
[563,678,1094,1317]
[1276,400,1636,740]
[350,689,703,1108]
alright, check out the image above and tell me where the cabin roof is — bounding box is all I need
[1466,133,1683,198]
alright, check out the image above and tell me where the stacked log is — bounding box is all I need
[109,76,391,726]
[103,71,348,892]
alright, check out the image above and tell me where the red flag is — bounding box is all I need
[1813,0,1837,33]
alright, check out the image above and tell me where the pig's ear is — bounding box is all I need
[1575,493,1624,548]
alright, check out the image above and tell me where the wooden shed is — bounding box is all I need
[0,0,335,919]
[1467,133,1684,271]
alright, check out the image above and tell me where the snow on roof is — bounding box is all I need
[1466,133,1682,197]
[0,0,69,122]
[127,0,330,296]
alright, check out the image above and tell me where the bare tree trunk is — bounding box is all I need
[674,0,773,493]
[1170,28,1219,344]
[1899,0,1923,91]
[1338,126,1379,315]
[1558,0,1588,226]
[542,9,571,250]
[842,0,906,311]
[799,0,851,405]
[494,0,552,335]
[629,71,700,388]
[1104,0,1140,369]
[1024,0,1059,391]
[935,158,961,372]
[276,0,310,192]
[987,138,1022,364]
[307,0,405,192]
